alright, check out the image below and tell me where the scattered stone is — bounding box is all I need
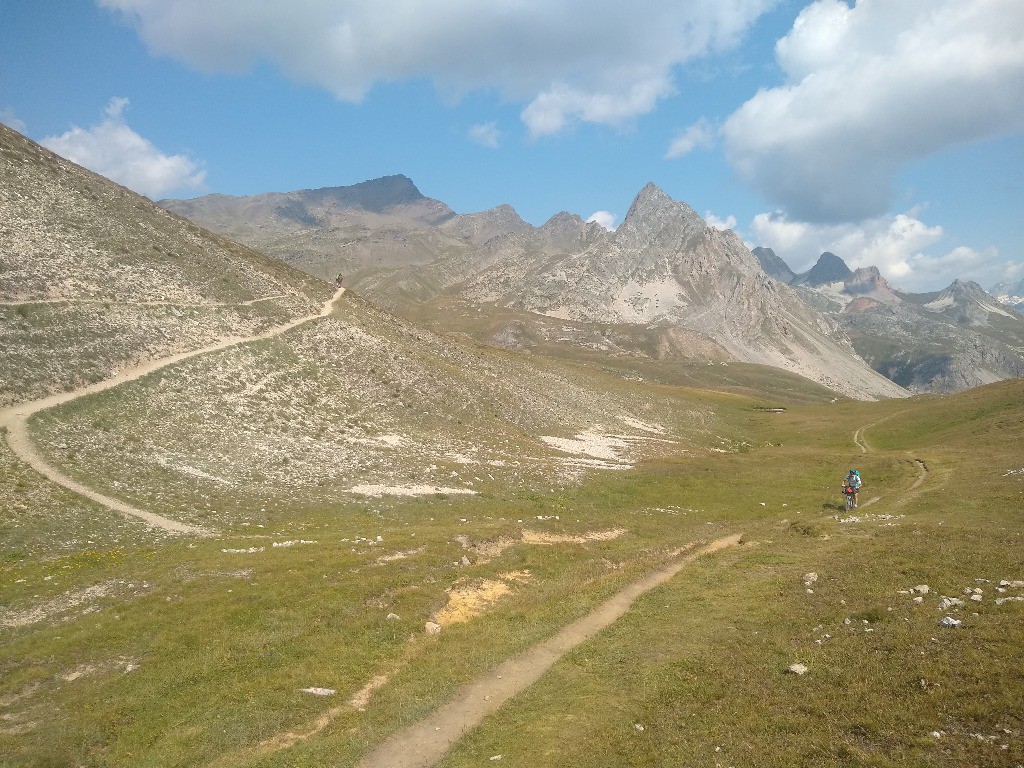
[634,723,645,731]
[786,663,809,675]
[913,596,924,604]
[970,594,983,602]
[914,585,930,595]
[996,596,1024,605]
[425,621,442,636]
[489,756,503,762]
[460,555,471,567]
[802,572,818,587]
[938,616,961,628]
[386,613,400,620]
[938,597,965,611]
[301,687,336,696]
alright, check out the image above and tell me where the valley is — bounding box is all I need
[2,124,1023,768]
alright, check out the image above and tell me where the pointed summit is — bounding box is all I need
[614,182,706,250]
[801,252,853,286]
[753,247,795,284]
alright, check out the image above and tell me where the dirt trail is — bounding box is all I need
[355,534,742,768]
[0,288,345,535]
[850,418,928,509]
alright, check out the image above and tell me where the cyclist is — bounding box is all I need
[843,469,862,509]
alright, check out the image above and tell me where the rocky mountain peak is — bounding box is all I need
[803,252,853,286]
[844,266,899,304]
[614,182,706,251]
[753,246,796,284]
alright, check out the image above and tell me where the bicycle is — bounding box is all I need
[843,485,858,511]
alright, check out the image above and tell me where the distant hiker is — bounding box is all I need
[843,469,862,508]
[335,273,344,287]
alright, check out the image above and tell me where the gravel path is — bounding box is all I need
[0,288,345,535]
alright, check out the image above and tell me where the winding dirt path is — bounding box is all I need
[354,534,742,768]
[850,417,928,509]
[0,288,345,535]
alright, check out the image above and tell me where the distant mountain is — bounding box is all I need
[162,173,1022,398]
[160,175,462,280]
[751,247,795,284]
[991,276,1024,312]
[778,252,1024,392]
[371,183,906,400]
[799,252,854,287]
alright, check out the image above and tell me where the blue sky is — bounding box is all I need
[1,0,1022,292]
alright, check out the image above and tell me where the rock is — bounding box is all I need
[460,555,471,567]
[970,594,983,602]
[425,621,442,636]
[938,616,962,628]
[913,584,930,594]
[786,663,809,675]
[938,597,965,610]
[802,572,818,587]
[386,613,400,620]
[300,687,336,696]
[913,596,924,604]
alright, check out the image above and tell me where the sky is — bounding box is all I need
[1,0,1022,293]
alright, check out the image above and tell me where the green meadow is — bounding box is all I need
[2,376,1022,767]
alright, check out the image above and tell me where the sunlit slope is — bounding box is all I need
[24,291,736,531]
[0,124,330,406]
[423,381,1024,768]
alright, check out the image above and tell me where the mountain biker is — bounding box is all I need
[843,469,862,509]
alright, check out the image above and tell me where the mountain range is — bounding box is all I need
[754,247,1024,392]
[162,176,1024,397]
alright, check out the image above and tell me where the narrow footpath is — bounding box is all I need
[355,534,743,768]
[0,288,345,535]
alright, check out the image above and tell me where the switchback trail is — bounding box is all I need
[354,534,743,768]
[0,288,345,535]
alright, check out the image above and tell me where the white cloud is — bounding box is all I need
[704,211,736,231]
[521,75,675,138]
[749,209,1017,292]
[587,210,617,231]
[665,118,715,159]
[41,98,205,199]
[0,108,27,133]
[723,0,1024,223]
[468,121,501,148]
[99,0,776,134]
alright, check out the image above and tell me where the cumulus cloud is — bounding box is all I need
[99,0,776,135]
[587,211,618,231]
[723,0,1024,223]
[468,121,502,148]
[749,209,1017,292]
[704,211,736,231]
[666,118,716,159]
[41,98,205,198]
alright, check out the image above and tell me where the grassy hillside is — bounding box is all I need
[2,378,1022,767]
